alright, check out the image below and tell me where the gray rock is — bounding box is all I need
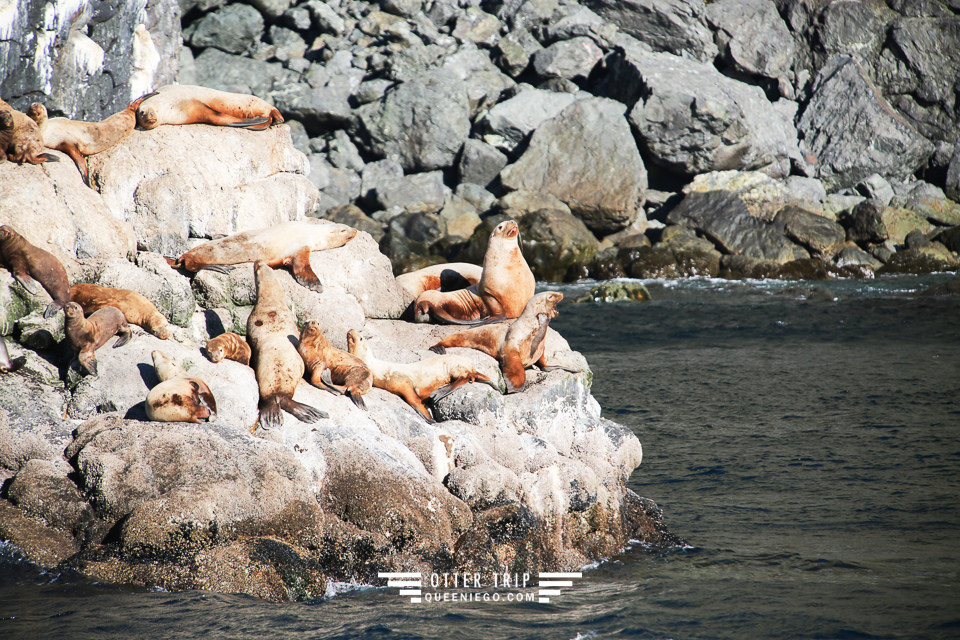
[478,86,577,153]
[357,69,472,172]
[271,68,363,131]
[184,4,265,55]
[835,245,884,271]
[305,0,348,35]
[856,174,896,206]
[530,37,603,82]
[458,139,508,187]
[544,5,617,46]
[441,44,516,116]
[451,7,502,46]
[839,199,889,246]
[605,40,801,178]
[583,0,718,62]
[493,27,543,77]
[812,1,884,71]
[192,48,299,97]
[361,158,406,206]
[500,97,648,236]
[375,171,447,214]
[518,209,600,281]
[705,0,796,86]
[797,56,935,191]
[773,206,846,258]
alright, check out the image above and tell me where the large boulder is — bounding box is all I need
[705,0,797,91]
[582,0,717,62]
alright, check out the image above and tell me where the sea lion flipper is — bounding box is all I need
[429,344,446,355]
[113,328,132,348]
[347,390,367,411]
[13,274,39,295]
[203,265,235,274]
[258,397,283,430]
[191,380,218,420]
[5,356,26,373]
[501,357,526,394]
[42,301,61,319]
[528,313,550,360]
[279,397,327,423]
[39,153,59,163]
[288,248,323,293]
[224,116,270,129]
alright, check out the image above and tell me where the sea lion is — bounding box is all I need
[136,84,284,131]
[172,220,357,292]
[298,321,372,410]
[69,283,171,339]
[395,262,484,298]
[0,225,71,318]
[431,291,575,393]
[205,332,251,366]
[413,220,535,324]
[0,99,57,165]
[145,350,217,423]
[63,302,132,376]
[248,260,327,430]
[26,93,155,186]
[0,336,25,374]
[346,329,499,422]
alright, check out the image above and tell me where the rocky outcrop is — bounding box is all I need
[0,125,673,600]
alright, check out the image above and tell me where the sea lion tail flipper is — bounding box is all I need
[79,354,98,376]
[428,377,470,404]
[540,364,581,374]
[279,397,328,423]
[428,307,484,326]
[475,374,501,393]
[42,302,61,319]
[39,152,59,163]
[288,248,323,293]
[224,116,271,129]
[347,391,367,411]
[113,328,133,348]
[429,344,446,355]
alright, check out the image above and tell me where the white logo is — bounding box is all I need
[377,570,585,605]
[536,572,583,603]
[378,572,423,603]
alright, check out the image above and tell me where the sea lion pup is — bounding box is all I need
[145,350,217,423]
[395,262,484,298]
[413,220,535,325]
[297,321,372,410]
[248,261,327,430]
[0,225,71,318]
[205,332,251,366]
[63,302,132,376]
[346,329,499,422]
[136,84,283,131]
[171,220,357,292]
[69,283,171,339]
[0,336,25,374]
[0,99,57,165]
[431,291,576,393]
[26,93,155,186]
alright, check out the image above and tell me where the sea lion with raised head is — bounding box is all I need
[70,283,171,339]
[63,302,132,376]
[26,92,155,186]
[298,321,371,410]
[346,329,499,422]
[0,336,25,374]
[413,220,535,324]
[395,262,484,298]
[248,261,327,431]
[136,85,283,130]
[431,291,575,393]
[145,350,217,423]
[0,99,57,165]
[0,225,71,318]
[172,220,357,292]
[205,332,251,366]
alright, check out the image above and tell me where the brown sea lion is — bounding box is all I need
[395,262,484,298]
[63,302,132,376]
[346,329,499,422]
[204,332,251,366]
[0,99,57,165]
[298,321,372,410]
[0,225,71,318]
[136,85,283,131]
[172,220,357,292]
[0,336,25,374]
[431,291,575,393]
[69,283,171,340]
[413,220,535,324]
[248,261,327,431]
[26,92,155,186]
[145,350,217,423]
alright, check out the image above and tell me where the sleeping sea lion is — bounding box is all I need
[172,220,357,292]
[0,336,25,374]
[63,302,132,376]
[395,262,484,298]
[136,85,283,130]
[431,291,576,393]
[413,220,535,324]
[298,321,372,410]
[26,92,155,186]
[248,261,327,430]
[0,225,71,318]
[204,332,251,366]
[70,283,171,339]
[346,329,499,422]
[0,99,57,165]
[145,350,217,423]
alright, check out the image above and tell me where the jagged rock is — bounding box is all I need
[797,56,935,191]
[192,47,300,96]
[835,244,884,272]
[773,206,846,258]
[500,97,648,236]
[441,45,516,116]
[493,27,543,77]
[706,0,796,89]
[811,1,884,71]
[603,39,801,178]
[270,68,363,131]
[583,0,718,62]
[530,37,603,82]
[479,85,577,153]
[184,4,265,55]
[458,139,508,187]
[856,173,896,206]
[451,7,502,46]
[684,171,798,221]
[545,5,617,46]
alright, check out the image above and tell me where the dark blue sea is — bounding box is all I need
[2,274,959,639]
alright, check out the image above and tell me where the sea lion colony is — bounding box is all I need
[0,85,574,428]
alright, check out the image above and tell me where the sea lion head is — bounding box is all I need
[300,320,322,340]
[346,329,367,359]
[412,290,442,323]
[329,223,358,248]
[0,110,13,131]
[137,104,159,129]
[540,291,564,318]
[205,340,225,363]
[492,220,520,240]
[63,302,85,320]
[0,225,14,243]
[25,103,46,126]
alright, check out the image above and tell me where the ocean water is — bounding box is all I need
[2,274,959,639]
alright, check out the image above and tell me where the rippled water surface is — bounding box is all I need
[3,275,959,639]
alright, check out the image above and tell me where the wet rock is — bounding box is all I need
[878,243,960,274]
[839,199,889,246]
[500,97,647,236]
[834,244,884,272]
[575,282,651,303]
[518,209,600,282]
[773,206,846,258]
